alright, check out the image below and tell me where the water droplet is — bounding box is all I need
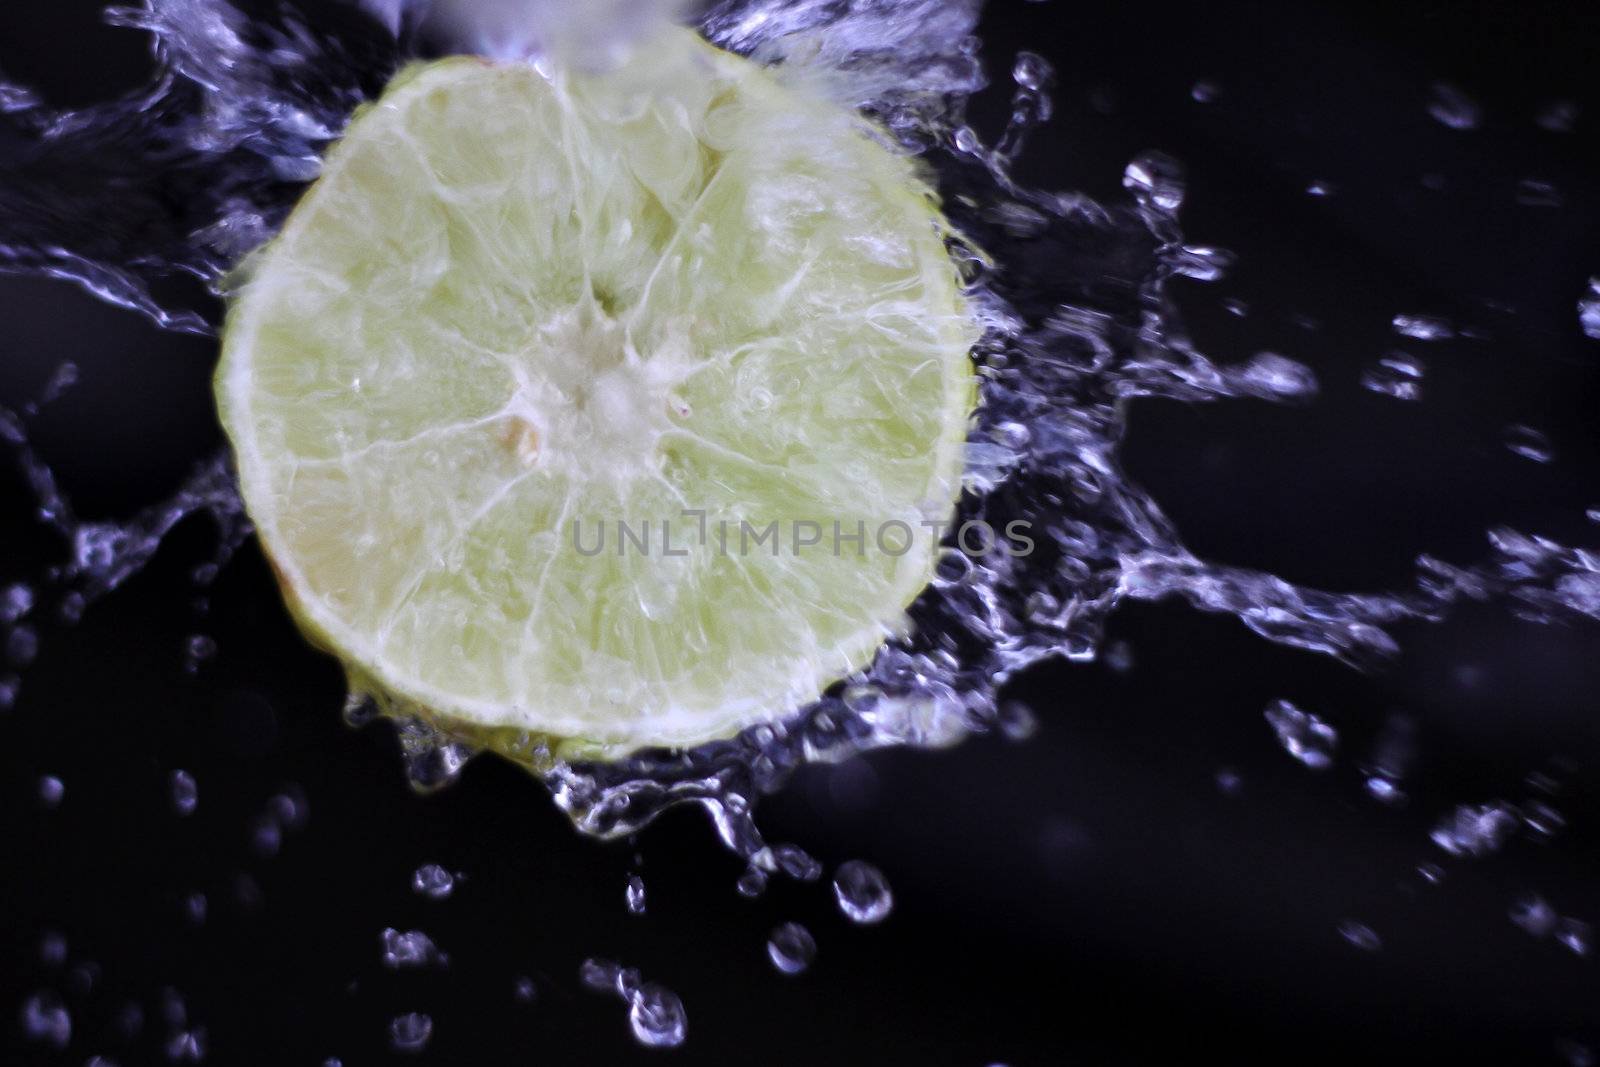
[1338,920,1382,951]
[235,873,263,910]
[1431,802,1520,857]
[1427,82,1480,130]
[1364,776,1405,805]
[39,930,67,967]
[1122,151,1186,214]
[169,770,198,815]
[766,922,817,975]
[7,625,38,668]
[1556,1040,1595,1067]
[1521,800,1565,839]
[625,874,647,915]
[184,892,207,926]
[19,990,71,1048]
[1214,767,1243,796]
[1263,699,1337,770]
[1515,178,1564,208]
[1221,297,1249,317]
[1172,245,1235,282]
[411,863,456,900]
[1305,179,1335,198]
[1361,353,1425,401]
[1392,313,1455,341]
[1578,278,1600,340]
[38,774,64,809]
[1240,352,1317,399]
[381,928,445,970]
[1512,895,1559,937]
[66,961,99,996]
[388,1012,433,1054]
[732,870,764,902]
[1,583,33,624]
[1012,52,1050,91]
[1503,424,1555,463]
[251,816,282,858]
[628,984,687,1049]
[268,785,308,829]
[773,844,822,882]
[1537,99,1579,133]
[832,860,894,924]
[579,958,619,992]
[1556,917,1592,956]
[1189,79,1220,103]
[513,976,537,1003]
[994,700,1037,741]
[182,634,216,673]
[167,1028,208,1062]
[1103,640,1134,673]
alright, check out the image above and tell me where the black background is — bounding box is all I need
[4,0,1600,1063]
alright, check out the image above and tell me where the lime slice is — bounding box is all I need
[216,27,977,758]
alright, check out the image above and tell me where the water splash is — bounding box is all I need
[2,1,1599,912]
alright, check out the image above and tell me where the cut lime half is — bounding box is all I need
[216,27,978,758]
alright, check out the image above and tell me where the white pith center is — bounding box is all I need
[503,299,688,479]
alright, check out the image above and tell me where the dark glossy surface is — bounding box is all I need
[4,1,1599,1063]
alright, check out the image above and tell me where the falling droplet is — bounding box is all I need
[1556,917,1592,957]
[1392,313,1455,341]
[625,874,647,915]
[1361,353,1425,401]
[832,860,894,924]
[169,770,198,816]
[38,774,64,809]
[380,928,445,970]
[1189,79,1220,103]
[411,863,456,900]
[7,625,38,668]
[19,991,71,1048]
[628,984,687,1049]
[1515,178,1564,208]
[773,844,822,882]
[735,865,768,898]
[39,931,67,967]
[388,1013,433,1054]
[1578,278,1600,340]
[166,1029,208,1062]
[1338,921,1382,952]
[1503,424,1555,464]
[1431,802,1520,858]
[1426,82,1480,130]
[1536,99,1579,133]
[1122,151,1186,214]
[1011,52,1050,92]
[1,583,32,624]
[1511,895,1559,938]
[1263,699,1337,770]
[766,923,817,975]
